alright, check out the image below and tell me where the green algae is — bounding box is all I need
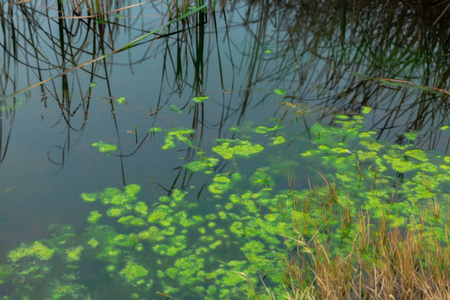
[404,132,418,141]
[162,128,195,150]
[116,97,126,104]
[87,238,99,248]
[92,141,117,154]
[208,174,232,195]
[87,211,102,224]
[8,242,55,262]
[212,139,264,160]
[149,127,162,133]
[81,192,97,202]
[273,88,287,98]
[184,157,219,172]
[50,281,88,299]
[120,261,148,286]
[270,135,286,145]
[0,265,13,284]
[66,246,84,262]
[107,207,126,217]
[134,202,148,216]
[4,112,449,299]
[405,149,428,162]
[192,96,210,103]
[254,125,282,134]
[361,106,372,114]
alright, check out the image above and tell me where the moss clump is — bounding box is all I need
[120,261,148,285]
[8,241,54,262]
[66,246,84,262]
[87,211,102,224]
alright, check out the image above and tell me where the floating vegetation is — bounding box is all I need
[184,157,219,173]
[162,128,195,150]
[212,139,264,160]
[273,88,287,98]
[192,96,210,103]
[3,112,449,298]
[116,97,126,104]
[92,141,118,155]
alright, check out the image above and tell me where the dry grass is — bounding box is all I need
[285,211,450,299]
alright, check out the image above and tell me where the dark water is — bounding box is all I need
[0,1,449,298]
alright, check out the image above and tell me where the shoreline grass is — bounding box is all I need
[284,197,450,299]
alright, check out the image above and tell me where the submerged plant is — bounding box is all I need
[3,112,449,299]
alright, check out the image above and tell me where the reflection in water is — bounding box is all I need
[0,1,448,296]
[1,1,448,172]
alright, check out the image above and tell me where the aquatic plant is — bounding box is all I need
[8,241,55,262]
[192,96,210,103]
[212,139,264,160]
[92,141,117,155]
[3,112,449,298]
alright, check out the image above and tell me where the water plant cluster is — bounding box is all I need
[0,108,448,299]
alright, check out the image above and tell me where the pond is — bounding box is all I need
[0,1,449,299]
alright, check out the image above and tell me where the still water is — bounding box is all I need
[0,1,449,299]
